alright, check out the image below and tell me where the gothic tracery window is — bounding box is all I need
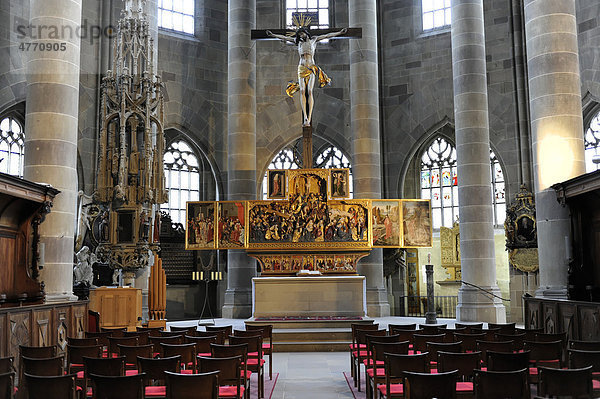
[158,0,195,35]
[162,139,201,224]
[0,116,25,178]
[419,137,506,229]
[584,110,600,172]
[285,0,330,29]
[422,0,451,31]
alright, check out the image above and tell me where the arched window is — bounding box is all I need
[285,0,330,29]
[262,138,352,198]
[0,116,25,178]
[584,110,600,172]
[422,0,451,31]
[159,0,195,34]
[419,136,506,229]
[162,139,201,224]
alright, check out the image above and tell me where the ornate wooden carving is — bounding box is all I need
[32,310,51,347]
[505,185,538,273]
[9,311,29,378]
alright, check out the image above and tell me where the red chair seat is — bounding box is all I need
[352,350,369,357]
[363,359,385,366]
[125,370,139,376]
[262,343,271,350]
[241,370,252,378]
[377,383,403,395]
[181,369,194,374]
[593,380,600,390]
[456,382,473,392]
[245,358,265,366]
[366,368,386,378]
[197,352,211,357]
[219,386,245,398]
[248,351,259,357]
[77,371,84,379]
[349,343,367,350]
[145,386,166,397]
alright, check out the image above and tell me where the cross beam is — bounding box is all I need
[251,27,362,40]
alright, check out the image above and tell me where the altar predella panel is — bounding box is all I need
[184,169,432,251]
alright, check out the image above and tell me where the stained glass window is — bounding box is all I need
[159,0,195,35]
[285,0,330,29]
[0,116,25,178]
[585,110,600,172]
[422,0,451,31]
[420,137,506,229]
[162,139,201,224]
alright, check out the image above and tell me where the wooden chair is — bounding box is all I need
[570,340,600,351]
[85,331,112,349]
[82,355,126,397]
[117,344,154,369]
[159,330,189,338]
[229,335,264,398]
[366,340,409,399]
[246,325,274,380]
[170,326,198,336]
[0,357,14,373]
[198,356,244,398]
[205,325,233,344]
[137,355,181,398]
[473,368,529,399]
[67,337,99,347]
[90,372,146,399]
[476,340,513,366]
[354,329,387,390]
[136,326,164,336]
[487,322,516,334]
[388,323,417,333]
[568,349,600,376]
[66,344,102,374]
[515,327,544,341]
[438,351,481,397]
[185,335,217,357]
[19,345,56,359]
[419,324,447,334]
[486,350,530,372]
[471,328,500,341]
[350,323,380,380]
[107,336,138,356]
[494,333,524,350]
[149,335,184,356]
[386,329,419,351]
[20,355,65,399]
[194,330,224,343]
[210,343,250,399]
[523,339,563,382]
[426,341,462,365]
[455,323,483,333]
[452,332,487,352]
[0,371,14,399]
[124,331,150,345]
[24,373,78,399]
[88,310,101,333]
[403,369,457,399]
[535,331,567,344]
[413,333,446,353]
[378,352,429,399]
[538,365,593,398]
[164,370,219,399]
[161,342,197,373]
[100,327,127,337]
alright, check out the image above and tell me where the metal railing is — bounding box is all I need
[397,296,458,318]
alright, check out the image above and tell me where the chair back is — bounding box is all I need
[568,349,600,371]
[194,330,225,344]
[372,341,410,362]
[19,345,56,359]
[164,370,219,399]
[100,327,127,337]
[437,351,481,381]
[388,328,420,346]
[384,353,429,398]
[403,370,457,399]
[246,324,273,345]
[494,333,525,350]
[535,331,567,345]
[118,344,154,365]
[476,340,513,366]
[486,350,530,372]
[85,331,112,348]
[0,372,14,399]
[569,340,600,351]
[210,343,248,361]
[413,333,446,353]
[356,328,386,346]
[185,335,217,356]
[388,323,417,333]
[471,328,501,341]
[22,355,64,376]
[205,325,233,343]
[67,337,98,347]
[455,323,484,333]
[426,341,462,365]
[161,342,197,372]
[90,372,146,399]
[88,310,100,332]
[419,324,447,334]
[0,357,14,373]
[24,373,78,399]
[123,331,150,345]
[136,326,164,336]
[351,323,379,348]
[452,332,487,352]
[229,335,263,355]
[108,336,139,355]
[473,368,529,399]
[515,327,544,341]
[170,326,198,336]
[83,355,125,377]
[137,355,181,384]
[149,335,184,356]
[198,355,241,388]
[66,344,103,372]
[159,330,189,337]
[523,340,563,367]
[487,322,516,334]
[538,365,593,398]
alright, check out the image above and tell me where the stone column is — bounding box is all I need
[222,0,257,319]
[349,0,389,317]
[451,0,506,322]
[524,0,585,298]
[24,0,83,301]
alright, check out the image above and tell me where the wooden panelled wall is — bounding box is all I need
[524,296,600,340]
[0,301,87,373]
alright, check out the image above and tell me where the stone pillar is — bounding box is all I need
[222,0,257,319]
[24,0,83,301]
[451,0,506,322]
[349,0,390,317]
[524,0,585,298]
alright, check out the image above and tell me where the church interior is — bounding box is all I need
[2,0,600,397]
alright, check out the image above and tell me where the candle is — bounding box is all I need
[428,253,431,264]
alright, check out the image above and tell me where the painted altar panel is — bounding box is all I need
[266,170,287,200]
[185,201,216,250]
[330,169,350,199]
[253,252,369,275]
[217,201,247,249]
[402,200,433,248]
[372,200,401,248]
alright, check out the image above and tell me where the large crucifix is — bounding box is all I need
[252,18,361,168]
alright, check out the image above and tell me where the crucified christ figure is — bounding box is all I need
[267,27,347,127]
